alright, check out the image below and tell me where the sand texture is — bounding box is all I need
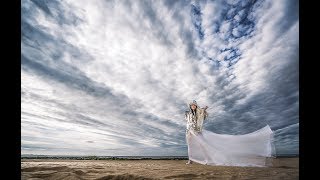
[21,158,298,180]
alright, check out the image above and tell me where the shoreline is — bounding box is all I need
[21,155,299,160]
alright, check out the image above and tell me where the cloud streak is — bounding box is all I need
[21,0,299,156]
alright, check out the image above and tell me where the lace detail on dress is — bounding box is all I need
[185,111,202,134]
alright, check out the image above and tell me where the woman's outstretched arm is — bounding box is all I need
[201,106,208,120]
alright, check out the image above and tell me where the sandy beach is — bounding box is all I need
[21,157,298,180]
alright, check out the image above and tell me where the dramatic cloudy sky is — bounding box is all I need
[21,0,299,156]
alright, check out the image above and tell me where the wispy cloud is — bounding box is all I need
[21,0,299,156]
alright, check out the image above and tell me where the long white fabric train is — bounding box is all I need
[185,100,275,167]
[186,125,274,167]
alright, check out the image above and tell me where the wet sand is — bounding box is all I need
[21,157,298,179]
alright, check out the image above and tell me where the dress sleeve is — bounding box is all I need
[204,109,208,120]
[200,108,208,120]
[185,111,188,121]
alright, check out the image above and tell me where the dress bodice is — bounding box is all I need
[185,111,200,133]
[185,108,207,133]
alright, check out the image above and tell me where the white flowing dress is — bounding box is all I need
[185,107,275,167]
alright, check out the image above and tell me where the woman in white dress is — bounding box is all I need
[185,100,275,167]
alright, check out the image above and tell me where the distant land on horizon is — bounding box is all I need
[21,154,299,160]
